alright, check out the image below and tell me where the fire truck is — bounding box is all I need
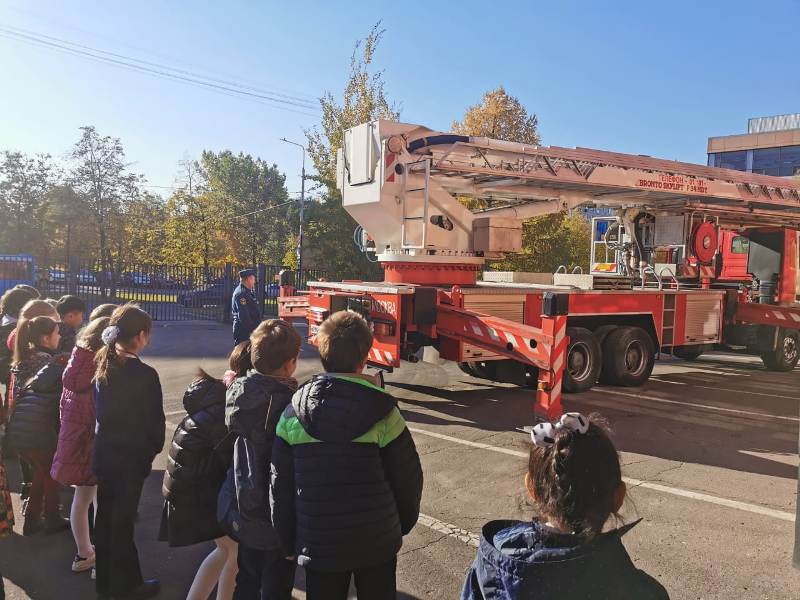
[279,120,800,419]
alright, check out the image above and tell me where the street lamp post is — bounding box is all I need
[280,138,306,285]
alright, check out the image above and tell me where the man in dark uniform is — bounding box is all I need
[231,268,261,345]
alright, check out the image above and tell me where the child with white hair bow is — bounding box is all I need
[461,412,669,600]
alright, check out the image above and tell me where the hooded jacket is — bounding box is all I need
[461,519,669,600]
[270,374,423,572]
[6,356,66,453]
[159,375,231,547]
[51,345,98,486]
[217,370,294,550]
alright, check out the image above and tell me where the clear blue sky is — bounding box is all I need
[1,0,798,197]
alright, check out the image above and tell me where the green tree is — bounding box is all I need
[117,192,167,264]
[69,126,142,272]
[304,22,397,279]
[0,151,57,258]
[41,184,94,266]
[200,150,292,266]
[490,212,591,273]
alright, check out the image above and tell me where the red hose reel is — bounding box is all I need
[691,222,718,264]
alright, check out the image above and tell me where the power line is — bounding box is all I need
[0,24,321,117]
[4,4,316,102]
[1,23,318,108]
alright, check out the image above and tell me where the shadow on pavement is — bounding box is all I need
[1,464,209,600]
[388,355,799,481]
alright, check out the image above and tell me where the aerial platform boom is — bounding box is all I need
[337,120,800,274]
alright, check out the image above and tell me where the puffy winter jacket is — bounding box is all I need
[159,375,231,547]
[5,357,66,453]
[51,346,98,486]
[461,519,669,600]
[217,370,294,550]
[270,374,423,572]
[9,350,53,415]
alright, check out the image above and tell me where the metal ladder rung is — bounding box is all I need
[401,158,431,250]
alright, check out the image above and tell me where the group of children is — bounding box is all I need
[0,282,667,599]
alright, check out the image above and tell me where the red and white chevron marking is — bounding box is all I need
[735,301,800,331]
[368,346,395,365]
[683,264,714,279]
[771,310,800,323]
[384,152,396,183]
[463,318,549,368]
[546,316,569,407]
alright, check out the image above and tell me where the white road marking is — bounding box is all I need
[409,427,527,458]
[164,409,186,417]
[417,513,479,548]
[649,377,800,402]
[408,427,796,523]
[593,388,800,422]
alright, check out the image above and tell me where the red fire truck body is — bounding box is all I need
[281,120,800,420]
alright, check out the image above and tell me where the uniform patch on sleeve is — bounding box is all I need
[240,298,247,305]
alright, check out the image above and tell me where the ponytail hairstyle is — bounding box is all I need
[228,340,253,377]
[528,413,622,539]
[76,316,111,353]
[94,303,152,384]
[12,316,59,365]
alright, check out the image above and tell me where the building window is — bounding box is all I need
[779,145,800,177]
[716,150,747,171]
[752,147,781,176]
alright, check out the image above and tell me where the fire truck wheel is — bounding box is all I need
[563,327,602,393]
[458,361,496,380]
[673,346,704,361]
[592,325,617,347]
[600,326,655,386]
[458,362,479,377]
[760,329,800,372]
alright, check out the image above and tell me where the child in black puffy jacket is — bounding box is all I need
[6,315,69,536]
[158,340,251,600]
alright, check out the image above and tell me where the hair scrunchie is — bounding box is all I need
[531,412,589,448]
[101,325,121,346]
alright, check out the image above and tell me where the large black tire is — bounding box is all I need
[593,325,617,347]
[457,362,475,376]
[458,361,497,380]
[563,327,602,393]
[600,326,655,387]
[470,361,497,380]
[673,345,704,361]
[760,329,800,372]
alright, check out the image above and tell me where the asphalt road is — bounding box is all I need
[2,320,799,599]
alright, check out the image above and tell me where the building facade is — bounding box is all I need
[707,113,800,177]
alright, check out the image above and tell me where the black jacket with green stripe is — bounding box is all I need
[270,373,423,572]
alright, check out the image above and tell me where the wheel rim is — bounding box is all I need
[567,342,592,381]
[783,336,798,363]
[623,341,647,376]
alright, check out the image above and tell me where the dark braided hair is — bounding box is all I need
[528,413,622,539]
